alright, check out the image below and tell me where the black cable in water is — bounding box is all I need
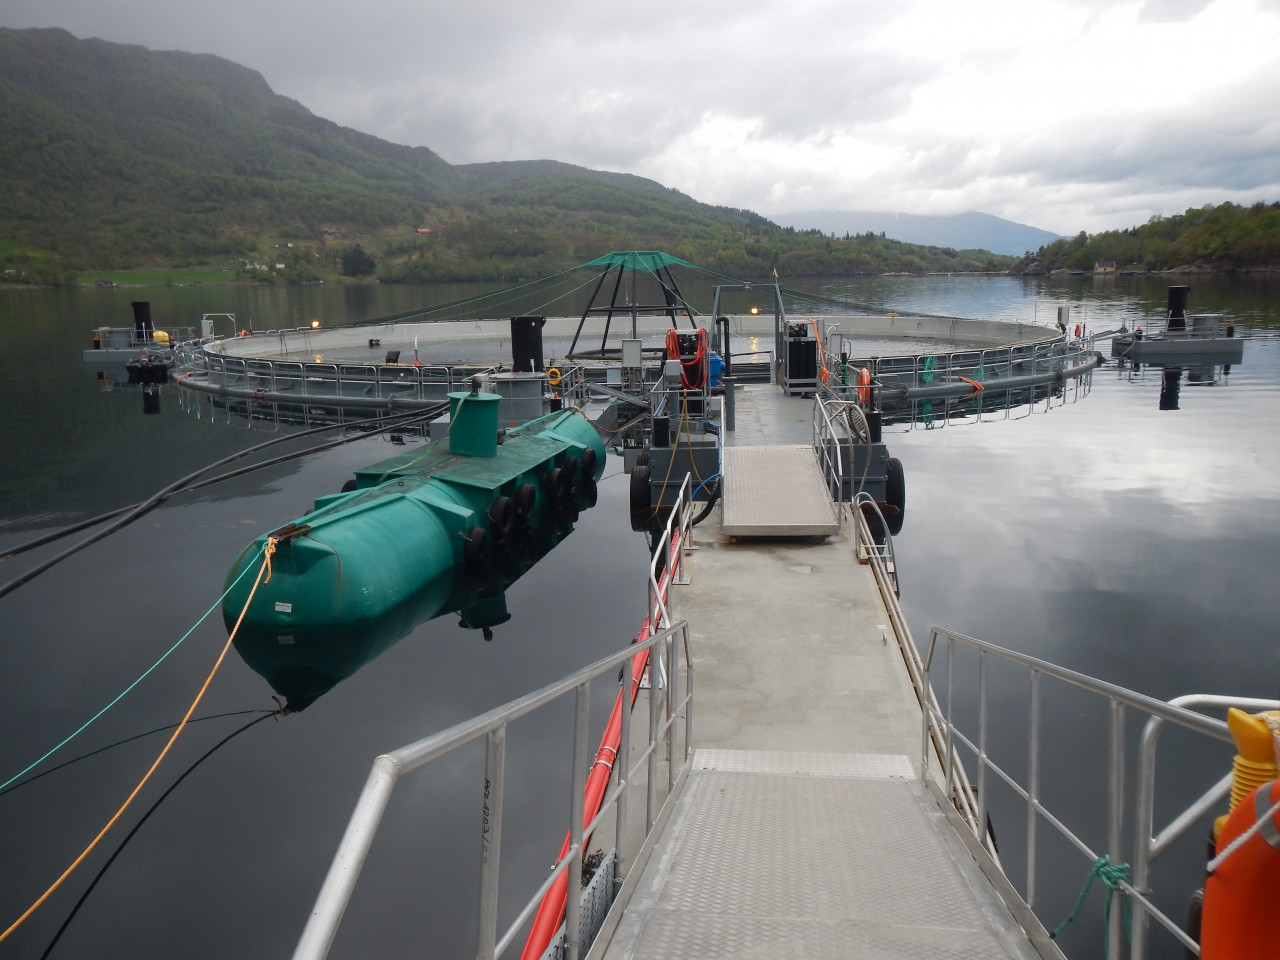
[38,710,281,960]
[0,405,443,564]
[0,403,446,598]
[0,710,274,800]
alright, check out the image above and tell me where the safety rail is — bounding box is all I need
[91,326,200,350]
[923,628,1275,959]
[291,619,694,960]
[645,474,696,635]
[294,478,699,960]
[178,349,505,403]
[854,509,988,859]
[811,396,847,511]
[1132,314,1237,339]
[550,363,593,408]
[824,336,1096,397]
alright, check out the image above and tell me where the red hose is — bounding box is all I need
[519,531,681,960]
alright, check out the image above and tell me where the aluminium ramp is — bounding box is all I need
[598,749,1045,960]
[721,445,839,537]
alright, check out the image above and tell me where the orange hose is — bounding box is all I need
[0,539,277,944]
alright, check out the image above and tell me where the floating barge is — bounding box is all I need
[1110,285,1244,364]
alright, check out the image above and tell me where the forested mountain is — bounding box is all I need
[0,27,1012,284]
[1011,202,1280,274]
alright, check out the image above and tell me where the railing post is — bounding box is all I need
[476,727,506,960]
[647,648,659,833]
[1108,698,1126,960]
[945,638,956,800]
[566,681,589,960]
[615,653,633,886]
[977,651,989,848]
[682,624,694,763]
[666,628,676,795]
[1027,669,1041,910]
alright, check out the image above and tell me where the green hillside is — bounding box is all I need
[1011,202,1280,274]
[0,27,1011,284]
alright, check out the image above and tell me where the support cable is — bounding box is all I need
[0,538,278,945]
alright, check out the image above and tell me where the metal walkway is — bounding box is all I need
[599,749,1042,960]
[720,445,839,537]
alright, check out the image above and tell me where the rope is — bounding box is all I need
[1049,855,1131,953]
[0,560,262,793]
[0,538,278,945]
[1207,788,1280,874]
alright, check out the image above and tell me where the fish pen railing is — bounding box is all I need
[823,336,1096,398]
[923,627,1277,959]
[180,348,505,403]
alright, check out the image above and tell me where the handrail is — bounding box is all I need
[855,507,987,853]
[811,397,847,510]
[1130,694,1279,959]
[292,618,694,960]
[923,627,1259,959]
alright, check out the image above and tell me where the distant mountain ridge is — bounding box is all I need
[774,211,1065,256]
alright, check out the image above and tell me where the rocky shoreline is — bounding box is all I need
[1010,263,1280,277]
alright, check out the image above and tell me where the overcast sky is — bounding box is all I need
[4,0,1278,234]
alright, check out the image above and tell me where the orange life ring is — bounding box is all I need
[547,367,562,386]
[1202,779,1280,959]
[856,367,872,405]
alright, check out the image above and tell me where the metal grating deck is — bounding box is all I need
[720,445,839,537]
[599,749,1042,960]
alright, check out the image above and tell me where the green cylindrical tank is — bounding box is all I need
[223,408,607,707]
[447,390,501,457]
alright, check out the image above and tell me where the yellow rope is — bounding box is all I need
[0,538,278,944]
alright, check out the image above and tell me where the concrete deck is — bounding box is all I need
[593,384,1048,960]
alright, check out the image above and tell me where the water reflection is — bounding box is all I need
[1115,358,1236,412]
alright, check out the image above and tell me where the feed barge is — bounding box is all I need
[223,388,604,710]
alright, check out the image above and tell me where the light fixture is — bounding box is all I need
[311,319,320,328]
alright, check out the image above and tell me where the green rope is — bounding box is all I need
[1050,855,1131,954]
[0,557,262,792]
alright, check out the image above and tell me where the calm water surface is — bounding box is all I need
[1,274,1277,959]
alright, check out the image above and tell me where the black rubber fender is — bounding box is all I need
[579,476,598,509]
[630,464,652,532]
[884,456,905,536]
[340,477,358,493]
[487,495,515,542]
[580,446,599,480]
[513,482,537,523]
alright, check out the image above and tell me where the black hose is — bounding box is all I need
[0,404,447,599]
[39,711,280,959]
[690,478,722,527]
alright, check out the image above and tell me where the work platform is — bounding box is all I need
[720,445,839,538]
